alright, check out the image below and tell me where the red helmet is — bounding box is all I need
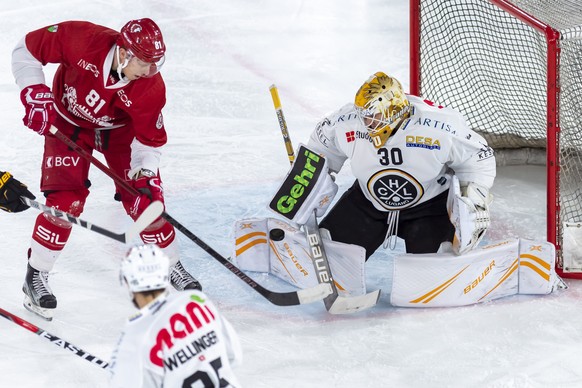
[118,18,166,62]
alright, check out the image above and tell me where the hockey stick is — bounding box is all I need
[0,306,109,369]
[48,126,331,307]
[304,211,381,314]
[269,84,295,165]
[269,87,381,313]
[20,196,163,243]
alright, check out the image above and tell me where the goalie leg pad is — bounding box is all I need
[234,217,366,296]
[391,239,519,307]
[518,239,566,294]
[391,238,565,307]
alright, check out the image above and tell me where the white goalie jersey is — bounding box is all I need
[307,95,496,212]
[109,290,242,388]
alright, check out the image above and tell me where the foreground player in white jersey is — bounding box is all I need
[310,71,496,258]
[110,244,242,388]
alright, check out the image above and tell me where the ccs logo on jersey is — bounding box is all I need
[367,169,424,210]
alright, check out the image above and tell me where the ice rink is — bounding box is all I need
[1,1,582,387]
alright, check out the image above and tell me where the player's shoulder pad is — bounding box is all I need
[407,95,468,137]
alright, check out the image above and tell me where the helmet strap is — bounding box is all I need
[115,46,130,82]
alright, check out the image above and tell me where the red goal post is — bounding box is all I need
[410,0,582,278]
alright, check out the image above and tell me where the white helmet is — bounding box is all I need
[120,244,169,293]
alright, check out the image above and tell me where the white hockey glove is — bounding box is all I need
[269,144,338,225]
[447,175,493,255]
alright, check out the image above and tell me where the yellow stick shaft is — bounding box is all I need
[269,84,295,165]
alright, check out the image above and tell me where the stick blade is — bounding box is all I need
[296,283,333,305]
[327,289,381,315]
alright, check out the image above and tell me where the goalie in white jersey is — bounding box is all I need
[234,72,563,308]
[310,71,496,257]
[110,244,242,388]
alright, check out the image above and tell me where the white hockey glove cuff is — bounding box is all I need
[269,144,338,225]
[447,175,493,255]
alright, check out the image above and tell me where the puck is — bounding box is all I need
[269,228,285,241]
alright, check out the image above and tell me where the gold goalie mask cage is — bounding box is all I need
[354,72,411,148]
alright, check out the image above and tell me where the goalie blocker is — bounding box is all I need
[266,144,380,313]
[268,144,337,225]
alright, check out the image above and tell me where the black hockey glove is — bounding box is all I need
[0,171,36,213]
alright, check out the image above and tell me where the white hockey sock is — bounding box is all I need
[29,239,61,272]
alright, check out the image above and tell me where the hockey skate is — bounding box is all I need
[22,263,57,321]
[170,261,202,291]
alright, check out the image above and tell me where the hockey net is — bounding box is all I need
[410,0,582,278]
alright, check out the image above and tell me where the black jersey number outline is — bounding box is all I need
[182,357,231,387]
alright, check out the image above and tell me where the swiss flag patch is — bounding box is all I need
[345,131,355,142]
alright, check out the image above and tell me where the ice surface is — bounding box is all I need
[1,1,581,387]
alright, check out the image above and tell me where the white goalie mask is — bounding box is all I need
[120,244,169,295]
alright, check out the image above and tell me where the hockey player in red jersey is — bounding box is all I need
[12,19,200,321]
[110,244,242,388]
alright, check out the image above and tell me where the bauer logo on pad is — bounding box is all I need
[269,145,325,221]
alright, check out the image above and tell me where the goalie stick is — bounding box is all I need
[269,85,381,313]
[20,196,164,243]
[48,126,331,307]
[304,211,381,313]
[269,84,295,165]
[0,306,109,369]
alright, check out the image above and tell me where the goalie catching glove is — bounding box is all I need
[447,175,493,255]
[269,144,338,225]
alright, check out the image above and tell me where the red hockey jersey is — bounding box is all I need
[23,21,167,147]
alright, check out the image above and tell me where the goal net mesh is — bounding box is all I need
[415,0,582,270]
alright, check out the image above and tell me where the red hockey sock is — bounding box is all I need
[140,219,176,248]
[31,213,73,251]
